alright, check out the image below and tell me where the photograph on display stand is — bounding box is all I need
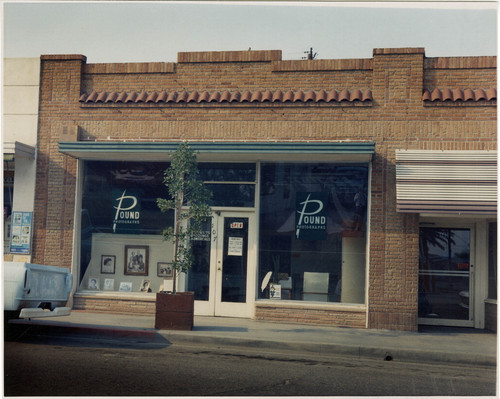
[124,245,149,276]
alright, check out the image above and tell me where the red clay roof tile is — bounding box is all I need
[283,90,294,102]
[79,89,374,105]
[485,88,496,100]
[262,90,273,102]
[241,90,252,102]
[220,91,232,102]
[423,88,496,102]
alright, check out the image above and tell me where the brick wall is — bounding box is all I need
[73,294,156,314]
[34,48,497,331]
[255,304,366,329]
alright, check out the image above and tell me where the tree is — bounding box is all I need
[157,142,212,293]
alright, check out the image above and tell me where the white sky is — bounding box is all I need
[2,1,498,63]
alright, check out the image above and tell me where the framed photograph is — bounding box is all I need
[88,277,100,290]
[157,262,173,278]
[124,245,149,276]
[140,279,151,292]
[103,279,115,291]
[119,282,132,292]
[101,255,116,274]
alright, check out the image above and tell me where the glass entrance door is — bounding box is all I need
[418,227,474,326]
[188,211,255,317]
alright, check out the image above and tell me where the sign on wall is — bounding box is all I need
[295,192,328,240]
[112,189,141,234]
[10,211,32,254]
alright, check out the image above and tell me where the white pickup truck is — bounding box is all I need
[4,262,73,318]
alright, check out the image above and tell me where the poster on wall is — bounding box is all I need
[295,192,328,240]
[9,211,32,254]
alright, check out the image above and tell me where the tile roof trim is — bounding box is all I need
[422,88,497,102]
[79,89,373,105]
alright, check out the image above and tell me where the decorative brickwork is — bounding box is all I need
[33,48,496,331]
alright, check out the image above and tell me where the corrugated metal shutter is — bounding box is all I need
[396,150,497,214]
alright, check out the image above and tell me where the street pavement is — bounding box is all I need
[7,310,497,367]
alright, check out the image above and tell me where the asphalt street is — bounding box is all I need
[4,329,497,397]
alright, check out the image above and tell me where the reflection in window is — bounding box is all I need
[199,163,256,207]
[258,163,368,303]
[188,219,212,301]
[199,163,256,182]
[418,228,471,320]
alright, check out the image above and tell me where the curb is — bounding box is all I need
[157,331,497,367]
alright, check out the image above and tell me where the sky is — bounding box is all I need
[1,1,498,63]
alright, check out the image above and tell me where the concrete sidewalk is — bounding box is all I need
[8,310,497,366]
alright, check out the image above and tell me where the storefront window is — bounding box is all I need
[79,161,173,292]
[258,163,368,303]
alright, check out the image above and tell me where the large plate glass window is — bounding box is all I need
[79,161,173,292]
[258,163,369,303]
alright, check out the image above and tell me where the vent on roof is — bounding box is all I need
[79,89,373,104]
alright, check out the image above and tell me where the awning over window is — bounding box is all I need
[58,141,375,163]
[3,141,35,161]
[396,150,497,215]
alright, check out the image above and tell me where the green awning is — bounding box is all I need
[59,141,375,162]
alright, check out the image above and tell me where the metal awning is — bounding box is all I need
[396,150,497,215]
[3,141,36,160]
[59,141,375,162]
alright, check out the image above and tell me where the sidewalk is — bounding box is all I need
[8,310,497,366]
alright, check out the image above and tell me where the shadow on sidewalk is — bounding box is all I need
[5,319,171,350]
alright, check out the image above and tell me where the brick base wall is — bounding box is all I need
[485,301,497,332]
[368,310,417,332]
[73,294,156,315]
[255,303,366,328]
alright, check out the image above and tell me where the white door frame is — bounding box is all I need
[193,210,256,318]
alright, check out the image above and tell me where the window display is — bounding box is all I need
[258,163,369,303]
[79,161,173,291]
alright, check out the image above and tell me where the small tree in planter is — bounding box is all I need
[155,142,212,329]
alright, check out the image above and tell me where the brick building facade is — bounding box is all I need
[32,48,496,331]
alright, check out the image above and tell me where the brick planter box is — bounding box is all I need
[155,292,194,331]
